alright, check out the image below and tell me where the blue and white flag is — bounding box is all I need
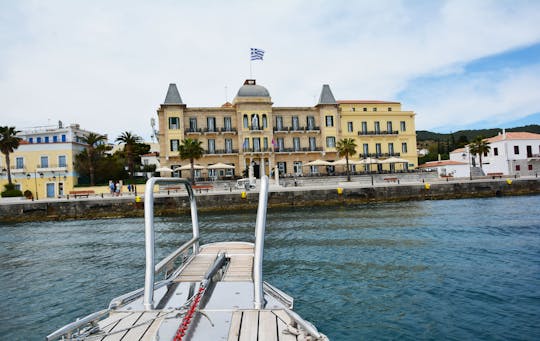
[250,48,265,61]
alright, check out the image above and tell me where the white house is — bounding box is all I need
[481,132,540,176]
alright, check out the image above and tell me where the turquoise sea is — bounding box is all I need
[1,195,540,340]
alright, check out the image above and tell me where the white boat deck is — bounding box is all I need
[90,241,305,341]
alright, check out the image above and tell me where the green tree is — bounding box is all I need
[0,126,22,185]
[469,136,491,172]
[179,138,204,183]
[115,131,143,181]
[336,138,357,182]
[80,132,107,186]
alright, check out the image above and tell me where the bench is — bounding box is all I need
[69,190,95,198]
[192,185,213,193]
[487,172,503,179]
[383,177,399,183]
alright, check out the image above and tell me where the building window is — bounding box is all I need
[514,146,519,154]
[402,142,408,153]
[53,136,58,143]
[58,155,67,167]
[363,107,367,112]
[528,164,533,171]
[277,138,284,151]
[388,107,392,112]
[375,143,382,156]
[16,157,24,169]
[307,116,315,130]
[169,117,179,129]
[361,121,367,134]
[293,137,300,151]
[37,137,42,143]
[61,134,66,142]
[253,138,261,152]
[263,137,268,150]
[251,114,260,130]
[373,107,377,112]
[225,139,233,153]
[243,115,249,129]
[170,139,179,151]
[374,121,380,134]
[29,137,33,143]
[207,117,216,132]
[352,107,356,112]
[292,116,299,130]
[516,165,520,171]
[325,116,334,127]
[347,122,353,133]
[45,136,49,143]
[243,138,250,150]
[309,137,316,151]
[40,156,49,168]
[494,147,498,156]
[276,116,283,130]
[208,139,215,153]
[262,114,268,129]
[224,117,232,131]
[326,136,336,148]
[387,121,393,133]
[189,117,197,131]
[363,144,369,156]
[400,121,406,132]
[388,143,394,155]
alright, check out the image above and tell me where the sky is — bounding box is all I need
[1,0,540,142]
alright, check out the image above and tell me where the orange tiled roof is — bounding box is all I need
[486,132,540,143]
[451,148,466,153]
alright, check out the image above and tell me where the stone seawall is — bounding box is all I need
[1,178,539,223]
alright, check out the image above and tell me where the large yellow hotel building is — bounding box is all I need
[157,80,417,178]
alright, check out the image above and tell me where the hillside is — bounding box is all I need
[416,124,540,142]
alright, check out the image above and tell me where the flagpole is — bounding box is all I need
[250,59,253,78]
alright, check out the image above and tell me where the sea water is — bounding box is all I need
[1,195,539,340]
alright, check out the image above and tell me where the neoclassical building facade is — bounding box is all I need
[156,80,417,179]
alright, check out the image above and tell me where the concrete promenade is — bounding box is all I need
[1,174,539,223]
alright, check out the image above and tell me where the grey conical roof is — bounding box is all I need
[317,84,337,105]
[163,83,183,104]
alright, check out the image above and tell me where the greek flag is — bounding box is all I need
[250,48,265,61]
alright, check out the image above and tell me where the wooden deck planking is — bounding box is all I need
[96,312,132,339]
[121,312,159,341]
[227,311,243,341]
[140,312,167,341]
[101,312,142,341]
[239,310,259,341]
[274,310,297,341]
[258,311,278,341]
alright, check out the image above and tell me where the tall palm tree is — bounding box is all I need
[115,131,142,180]
[469,136,491,173]
[81,132,107,186]
[0,126,22,186]
[179,138,204,183]
[336,138,357,182]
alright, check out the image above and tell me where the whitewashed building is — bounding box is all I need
[481,132,540,176]
[417,160,470,177]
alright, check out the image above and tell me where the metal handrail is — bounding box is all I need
[46,309,110,341]
[143,177,200,310]
[253,175,269,309]
[154,237,199,274]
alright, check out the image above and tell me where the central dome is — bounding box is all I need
[236,79,270,97]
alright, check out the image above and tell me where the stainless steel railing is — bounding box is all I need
[253,175,269,309]
[143,177,200,310]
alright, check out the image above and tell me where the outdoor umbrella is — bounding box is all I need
[207,162,235,169]
[358,157,380,164]
[174,164,206,171]
[379,157,408,164]
[304,159,333,166]
[155,166,173,172]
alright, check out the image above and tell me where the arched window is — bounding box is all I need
[243,115,248,128]
[262,114,268,129]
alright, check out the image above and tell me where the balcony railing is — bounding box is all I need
[275,147,323,153]
[185,128,202,134]
[242,147,273,153]
[220,127,237,133]
[357,130,399,136]
[205,149,238,155]
[358,152,401,158]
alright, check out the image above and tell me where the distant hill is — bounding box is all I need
[417,124,540,142]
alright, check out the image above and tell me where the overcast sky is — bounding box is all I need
[1,0,540,142]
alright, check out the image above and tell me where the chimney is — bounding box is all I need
[502,128,506,140]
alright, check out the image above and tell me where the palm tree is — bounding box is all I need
[179,138,204,183]
[0,126,22,186]
[336,138,357,182]
[115,131,142,180]
[469,136,491,173]
[81,132,107,186]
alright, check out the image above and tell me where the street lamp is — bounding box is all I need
[26,171,43,200]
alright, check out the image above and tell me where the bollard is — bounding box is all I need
[424,183,430,190]
[337,187,343,195]
[241,191,247,199]
[135,196,142,202]
[506,179,512,185]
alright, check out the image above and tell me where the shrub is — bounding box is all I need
[1,183,23,197]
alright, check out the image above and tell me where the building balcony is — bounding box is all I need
[358,152,401,158]
[203,127,219,134]
[248,126,265,132]
[357,130,399,136]
[242,147,273,153]
[205,149,239,155]
[36,164,69,172]
[220,127,237,134]
[185,128,202,134]
[275,147,323,153]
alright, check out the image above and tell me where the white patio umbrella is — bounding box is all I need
[358,157,380,164]
[207,162,235,169]
[304,159,333,166]
[379,157,409,164]
[331,158,363,166]
[174,164,206,171]
[155,166,173,172]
